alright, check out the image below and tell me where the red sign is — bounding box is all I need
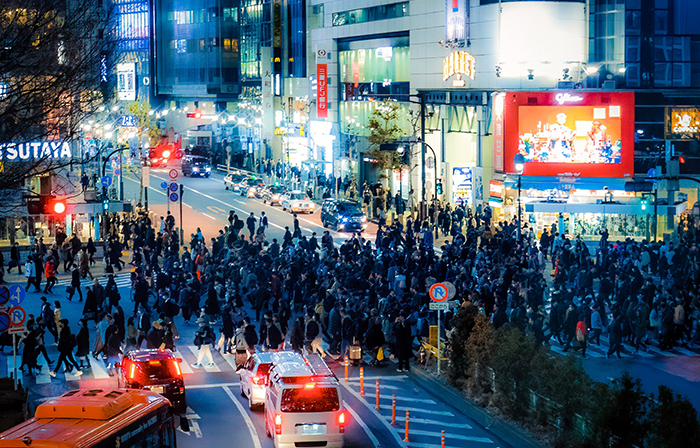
[503,91,634,178]
[169,169,178,179]
[317,64,328,118]
[493,94,504,172]
[352,62,360,88]
[489,180,504,197]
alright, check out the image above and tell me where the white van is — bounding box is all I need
[264,353,346,448]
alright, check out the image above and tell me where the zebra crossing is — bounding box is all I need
[52,272,132,289]
[547,333,700,359]
[342,375,497,447]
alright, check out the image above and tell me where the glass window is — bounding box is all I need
[332,2,409,27]
[655,10,668,35]
[281,387,340,413]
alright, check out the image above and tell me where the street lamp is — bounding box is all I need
[513,153,525,241]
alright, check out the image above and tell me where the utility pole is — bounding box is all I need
[179,184,184,246]
[420,92,426,222]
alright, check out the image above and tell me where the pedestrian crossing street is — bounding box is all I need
[547,334,700,359]
[343,376,496,447]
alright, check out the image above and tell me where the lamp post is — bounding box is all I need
[513,153,525,241]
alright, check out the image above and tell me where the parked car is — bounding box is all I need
[181,155,212,177]
[117,349,187,414]
[224,173,246,191]
[262,185,285,206]
[241,177,265,198]
[320,199,367,232]
[281,190,315,214]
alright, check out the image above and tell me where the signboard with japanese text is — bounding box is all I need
[446,0,469,44]
[317,64,328,118]
[493,93,505,172]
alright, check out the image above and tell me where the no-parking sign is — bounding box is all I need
[429,283,448,302]
[9,306,26,327]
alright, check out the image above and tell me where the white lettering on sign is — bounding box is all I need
[442,51,476,82]
[0,141,72,161]
[555,93,584,105]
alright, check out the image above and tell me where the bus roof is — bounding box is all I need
[0,389,170,447]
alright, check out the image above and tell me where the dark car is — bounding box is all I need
[117,349,187,414]
[321,199,367,232]
[262,185,285,206]
[181,155,212,177]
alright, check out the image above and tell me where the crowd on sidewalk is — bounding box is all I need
[4,198,700,382]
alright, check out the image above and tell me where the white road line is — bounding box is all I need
[222,353,240,372]
[35,358,51,384]
[347,375,408,381]
[385,416,473,430]
[341,382,408,448]
[344,400,380,448]
[394,406,454,416]
[173,350,194,374]
[187,382,240,389]
[202,213,217,220]
[377,394,436,404]
[90,358,111,379]
[224,385,263,448]
[407,430,493,444]
[186,346,222,372]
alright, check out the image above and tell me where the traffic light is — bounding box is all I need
[102,199,109,212]
[641,197,648,210]
[51,199,66,215]
[28,195,67,215]
[436,181,443,195]
[186,109,202,119]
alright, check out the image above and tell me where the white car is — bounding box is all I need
[239,352,274,410]
[281,190,315,214]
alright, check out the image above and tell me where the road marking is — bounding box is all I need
[347,375,408,381]
[210,206,226,213]
[341,382,408,448]
[173,350,194,374]
[385,416,473,430]
[378,394,436,404]
[222,353,241,372]
[202,213,217,221]
[344,400,380,448]
[186,346,222,372]
[407,430,493,444]
[187,382,240,389]
[185,406,201,419]
[394,406,454,416]
[91,358,111,379]
[35,358,51,384]
[224,386,263,448]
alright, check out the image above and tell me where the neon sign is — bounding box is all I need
[0,141,73,161]
[442,51,475,82]
[555,93,584,105]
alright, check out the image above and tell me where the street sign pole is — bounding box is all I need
[437,309,441,375]
[180,184,184,246]
[12,333,16,389]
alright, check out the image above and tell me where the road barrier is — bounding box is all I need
[441,430,445,448]
[375,380,380,410]
[359,367,364,396]
[405,410,410,442]
[344,355,349,382]
[391,395,396,425]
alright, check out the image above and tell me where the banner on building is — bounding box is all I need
[452,167,472,205]
[317,64,328,118]
[493,93,505,173]
[666,107,700,140]
[446,0,469,44]
[117,63,136,101]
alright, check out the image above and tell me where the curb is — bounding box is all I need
[409,367,547,448]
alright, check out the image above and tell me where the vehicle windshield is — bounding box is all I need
[338,204,363,215]
[280,387,340,413]
[138,360,180,380]
[190,157,208,165]
[290,193,305,200]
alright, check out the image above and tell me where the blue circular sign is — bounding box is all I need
[160,181,168,189]
[115,168,121,176]
[169,192,179,202]
[8,285,25,306]
[0,286,9,306]
[169,182,179,192]
[0,312,9,333]
[101,176,112,187]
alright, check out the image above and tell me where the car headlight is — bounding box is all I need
[342,217,348,223]
[192,167,199,172]
[206,167,211,172]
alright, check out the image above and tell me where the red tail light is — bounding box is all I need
[171,359,182,376]
[253,375,265,385]
[128,362,137,380]
[338,412,346,433]
[275,414,282,435]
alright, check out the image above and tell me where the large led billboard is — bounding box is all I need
[501,91,634,178]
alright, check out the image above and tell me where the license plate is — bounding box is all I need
[148,386,164,394]
[299,424,326,435]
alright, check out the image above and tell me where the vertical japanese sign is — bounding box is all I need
[352,62,360,88]
[493,93,505,173]
[317,64,328,118]
[446,0,469,43]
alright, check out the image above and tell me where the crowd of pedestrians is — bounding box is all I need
[6,198,700,380]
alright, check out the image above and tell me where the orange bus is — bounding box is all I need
[0,389,178,448]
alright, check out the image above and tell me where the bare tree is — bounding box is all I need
[0,0,117,192]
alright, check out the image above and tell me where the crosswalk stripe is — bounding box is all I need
[385,416,473,430]
[186,346,221,372]
[222,353,240,372]
[173,350,194,374]
[673,346,697,356]
[377,394,436,404]
[407,430,493,443]
[90,358,112,379]
[36,358,51,384]
[65,370,82,381]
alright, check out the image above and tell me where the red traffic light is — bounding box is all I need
[186,109,202,119]
[679,156,686,164]
[53,201,66,214]
[47,197,66,215]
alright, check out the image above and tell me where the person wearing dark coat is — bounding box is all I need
[67,267,83,301]
[221,310,235,354]
[19,324,39,376]
[393,316,412,372]
[365,316,386,367]
[243,319,259,353]
[266,318,283,351]
[75,320,91,369]
[146,320,165,349]
[50,319,82,378]
[290,317,305,354]
[205,283,220,323]
[82,287,98,325]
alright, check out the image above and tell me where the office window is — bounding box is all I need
[332,2,409,27]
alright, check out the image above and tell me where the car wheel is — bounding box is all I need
[248,394,256,411]
[205,173,210,178]
[265,414,272,438]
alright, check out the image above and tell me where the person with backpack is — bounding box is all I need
[49,319,82,378]
[192,324,215,368]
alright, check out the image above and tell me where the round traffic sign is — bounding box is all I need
[429,283,448,302]
[169,169,178,179]
[115,168,121,176]
[8,285,25,306]
[160,181,168,189]
[169,182,178,192]
[169,192,179,202]
[9,306,26,327]
[101,176,112,187]
[0,286,9,306]
[0,312,9,333]
[443,281,456,301]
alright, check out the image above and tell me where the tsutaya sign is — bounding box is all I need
[442,51,475,87]
[0,141,72,161]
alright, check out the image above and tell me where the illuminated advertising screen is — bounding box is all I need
[452,167,472,204]
[503,91,634,178]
